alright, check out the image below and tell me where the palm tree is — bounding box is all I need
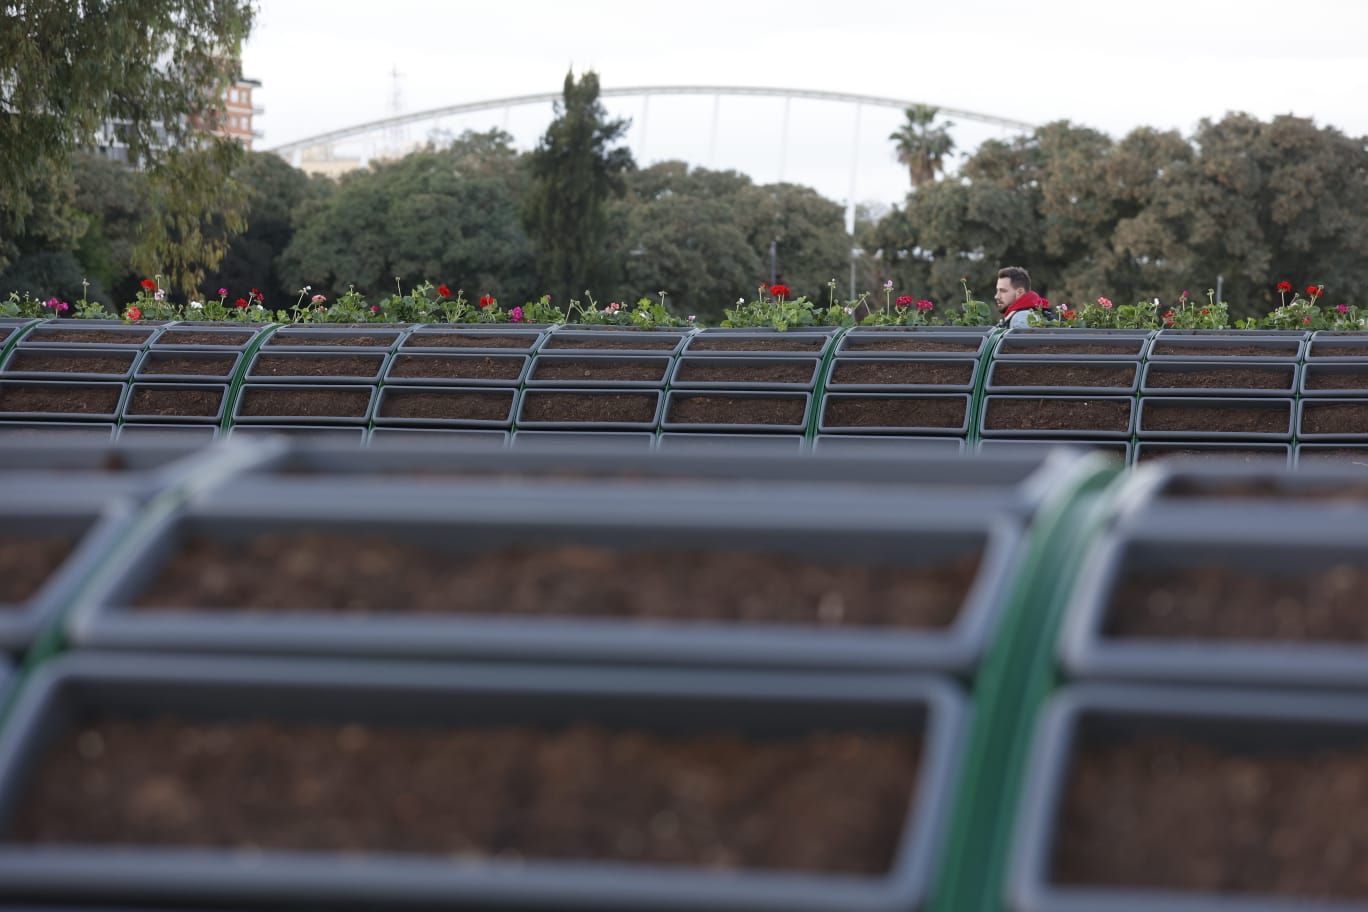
[889,105,955,190]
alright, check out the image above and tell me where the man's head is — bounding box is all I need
[994,267,1031,314]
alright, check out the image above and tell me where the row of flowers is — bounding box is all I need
[5,277,1365,332]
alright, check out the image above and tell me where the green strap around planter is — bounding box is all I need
[966,327,1006,449]
[803,326,849,441]
[219,323,283,435]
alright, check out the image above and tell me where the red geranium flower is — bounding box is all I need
[1276,281,1292,293]
[250,288,264,304]
[126,305,142,321]
[234,297,248,309]
[139,279,156,292]
[895,295,913,310]
[437,284,452,298]
[1061,308,1078,321]
[916,299,935,312]
[478,294,495,308]
[769,284,791,299]
[1306,285,1322,299]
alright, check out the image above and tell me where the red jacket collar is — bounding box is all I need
[1003,290,1049,316]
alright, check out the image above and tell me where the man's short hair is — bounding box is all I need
[998,266,1031,291]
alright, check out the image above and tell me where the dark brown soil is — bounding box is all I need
[0,384,121,415]
[136,534,981,629]
[1298,447,1368,465]
[138,353,237,376]
[984,397,1132,432]
[1108,563,1367,641]
[532,358,669,383]
[1311,342,1368,359]
[248,353,385,379]
[25,328,153,345]
[521,392,658,424]
[1304,369,1368,391]
[3,350,136,375]
[237,387,371,419]
[1053,732,1368,899]
[1146,366,1294,390]
[668,395,807,426]
[126,387,224,418]
[842,337,980,354]
[1137,446,1288,463]
[0,329,10,344]
[387,354,524,381]
[13,716,919,876]
[1165,478,1368,501]
[1143,403,1290,434]
[830,360,973,386]
[1302,403,1368,435]
[675,361,815,384]
[687,336,826,352]
[0,535,75,603]
[405,332,537,350]
[544,336,680,351]
[1000,340,1142,356]
[823,397,966,429]
[266,332,397,348]
[379,390,513,422]
[153,330,254,347]
[1151,341,1299,357]
[992,363,1136,389]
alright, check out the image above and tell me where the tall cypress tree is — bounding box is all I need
[522,70,634,303]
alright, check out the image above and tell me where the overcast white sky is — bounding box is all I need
[242,0,1368,210]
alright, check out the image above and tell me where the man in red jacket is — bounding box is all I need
[994,266,1055,328]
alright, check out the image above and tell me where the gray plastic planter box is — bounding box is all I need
[1133,442,1291,466]
[979,396,1135,440]
[244,349,389,384]
[1137,397,1294,441]
[1058,520,1368,689]
[263,327,404,351]
[527,353,674,389]
[825,356,978,393]
[1140,360,1298,396]
[1297,398,1368,440]
[227,424,367,442]
[1300,363,1368,396]
[400,327,547,353]
[0,653,966,912]
[232,383,376,426]
[66,495,1023,676]
[661,391,811,433]
[18,322,161,348]
[994,333,1149,361]
[656,432,807,453]
[1113,460,1368,524]
[151,325,260,350]
[0,346,139,382]
[117,423,219,441]
[836,330,988,359]
[0,421,116,440]
[373,385,518,429]
[542,330,688,355]
[670,356,821,391]
[1296,444,1368,466]
[0,380,128,422]
[1147,334,1304,362]
[369,427,509,446]
[986,360,1139,395]
[1307,333,1368,361]
[382,352,530,387]
[814,435,965,455]
[684,329,836,357]
[1010,683,1368,912]
[511,430,657,450]
[121,383,229,425]
[977,439,1131,463]
[0,499,134,653]
[132,348,241,383]
[517,389,664,431]
[819,393,971,437]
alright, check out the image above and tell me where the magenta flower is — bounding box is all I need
[509,306,524,323]
[368,305,381,313]
[218,287,227,296]
[1337,303,1349,314]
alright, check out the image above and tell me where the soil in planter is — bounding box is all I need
[1164,478,1368,502]
[1107,563,1368,642]
[521,392,658,423]
[1151,341,1299,358]
[1303,403,1368,435]
[266,333,397,348]
[668,395,806,426]
[1312,342,1368,359]
[388,354,523,382]
[0,535,75,603]
[379,390,513,422]
[25,328,154,345]
[153,330,254,347]
[0,385,121,415]
[992,363,1136,389]
[1054,732,1368,900]
[4,350,136,376]
[532,359,668,383]
[249,353,386,379]
[830,359,973,386]
[1000,340,1141,356]
[237,387,371,419]
[127,387,224,418]
[1137,446,1287,463]
[1298,447,1368,465]
[139,354,237,377]
[405,332,536,350]
[984,397,1131,433]
[543,336,680,352]
[675,361,814,384]
[687,336,825,353]
[842,337,981,354]
[13,716,920,876]
[0,329,11,344]
[1146,366,1294,390]
[136,534,983,629]
[824,397,966,430]
[1144,403,1290,435]
[1305,370,1368,392]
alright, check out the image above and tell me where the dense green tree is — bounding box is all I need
[522,70,635,303]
